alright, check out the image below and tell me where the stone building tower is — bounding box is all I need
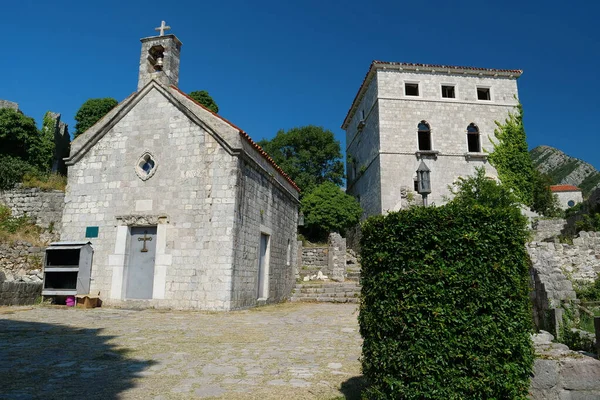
[137,21,182,90]
[342,61,522,217]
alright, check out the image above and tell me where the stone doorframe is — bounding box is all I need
[109,214,171,300]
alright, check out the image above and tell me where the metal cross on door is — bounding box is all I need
[125,227,157,299]
[138,231,152,252]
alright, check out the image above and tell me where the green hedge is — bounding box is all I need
[359,204,534,399]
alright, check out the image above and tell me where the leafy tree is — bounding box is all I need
[189,90,219,113]
[531,170,561,217]
[74,98,118,138]
[300,182,362,242]
[488,103,535,206]
[27,112,56,173]
[0,108,39,161]
[258,126,345,194]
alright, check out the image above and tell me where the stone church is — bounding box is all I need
[61,24,300,310]
[343,61,522,217]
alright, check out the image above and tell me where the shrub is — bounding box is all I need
[21,172,67,191]
[359,203,534,398]
[575,278,600,302]
[0,155,36,190]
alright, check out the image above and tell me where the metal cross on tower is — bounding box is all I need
[155,20,171,36]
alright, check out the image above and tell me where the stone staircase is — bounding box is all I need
[290,282,361,303]
[345,249,361,282]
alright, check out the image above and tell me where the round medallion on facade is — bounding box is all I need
[135,152,158,181]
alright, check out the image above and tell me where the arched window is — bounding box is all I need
[418,121,432,151]
[467,123,480,152]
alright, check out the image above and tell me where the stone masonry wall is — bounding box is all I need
[345,77,382,217]
[300,247,329,277]
[528,241,578,332]
[531,219,567,242]
[0,282,42,306]
[302,247,328,268]
[529,232,600,284]
[297,233,349,281]
[0,188,65,233]
[0,241,45,281]
[328,233,346,281]
[230,158,298,309]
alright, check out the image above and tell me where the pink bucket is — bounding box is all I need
[66,296,76,307]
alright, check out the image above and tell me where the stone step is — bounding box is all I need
[289,296,359,304]
[290,282,361,303]
[293,286,361,293]
[294,283,360,289]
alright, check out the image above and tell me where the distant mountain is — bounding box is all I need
[530,145,600,196]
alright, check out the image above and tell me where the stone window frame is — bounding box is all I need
[465,122,484,155]
[416,120,433,151]
[135,151,158,181]
[440,83,458,100]
[403,80,422,98]
[476,85,493,102]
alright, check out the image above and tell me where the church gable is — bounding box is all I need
[68,85,236,191]
[67,82,241,167]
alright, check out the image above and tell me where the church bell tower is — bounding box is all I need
[138,21,182,90]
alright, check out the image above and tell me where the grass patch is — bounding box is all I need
[0,205,44,245]
[21,172,67,191]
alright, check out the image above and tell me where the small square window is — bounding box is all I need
[405,83,419,96]
[477,87,491,101]
[442,85,455,98]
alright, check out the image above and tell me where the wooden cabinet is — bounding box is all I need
[42,242,93,297]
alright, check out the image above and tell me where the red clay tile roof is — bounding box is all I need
[550,184,581,192]
[342,60,523,129]
[171,86,300,193]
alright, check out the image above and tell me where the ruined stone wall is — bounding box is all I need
[328,233,346,281]
[298,233,349,281]
[0,100,18,110]
[529,232,600,284]
[531,219,568,242]
[0,241,44,281]
[531,330,600,399]
[0,188,65,233]
[0,282,42,306]
[528,241,578,331]
[46,112,70,175]
[302,247,328,268]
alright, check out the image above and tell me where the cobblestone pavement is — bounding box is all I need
[0,303,363,400]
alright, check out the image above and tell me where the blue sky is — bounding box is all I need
[3,0,599,169]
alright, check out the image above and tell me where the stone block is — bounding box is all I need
[532,359,560,389]
[560,359,600,391]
